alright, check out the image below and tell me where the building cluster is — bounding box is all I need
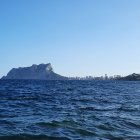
[68,74,122,80]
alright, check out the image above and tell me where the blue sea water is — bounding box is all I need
[0,80,140,140]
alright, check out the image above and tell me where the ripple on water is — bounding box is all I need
[0,135,70,140]
[0,80,140,139]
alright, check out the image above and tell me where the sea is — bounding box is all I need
[0,80,140,140]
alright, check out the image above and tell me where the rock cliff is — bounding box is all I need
[2,63,67,80]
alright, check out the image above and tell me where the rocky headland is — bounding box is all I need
[2,63,68,80]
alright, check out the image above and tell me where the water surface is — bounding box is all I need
[0,80,140,140]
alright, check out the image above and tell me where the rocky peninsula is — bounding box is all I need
[1,64,140,81]
[2,63,68,80]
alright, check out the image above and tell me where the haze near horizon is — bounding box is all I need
[0,0,140,78]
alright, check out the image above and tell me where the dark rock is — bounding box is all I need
[119,73,140,81]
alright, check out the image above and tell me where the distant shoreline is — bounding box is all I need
[1,64,140,81]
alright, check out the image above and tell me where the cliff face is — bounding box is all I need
[2,63,67,80]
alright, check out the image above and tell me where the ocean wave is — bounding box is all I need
[0,135,70,140]
[0,80,140,139]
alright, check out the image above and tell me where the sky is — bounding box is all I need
[0,0,140,78]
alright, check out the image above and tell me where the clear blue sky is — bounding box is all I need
[0,0,140,78]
